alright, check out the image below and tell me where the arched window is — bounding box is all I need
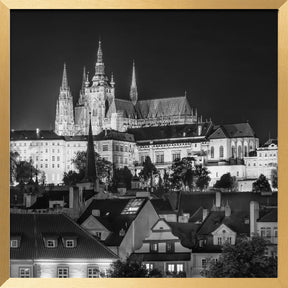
[211,146,214,158]
[244,145,248,157]
[238,146,242,158]
[219,146,224,158]
[231,146,236,159]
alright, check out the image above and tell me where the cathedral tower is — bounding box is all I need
[55,63,75,136]
[130,60,138,105]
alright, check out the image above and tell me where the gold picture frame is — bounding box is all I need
[1,0,287,287]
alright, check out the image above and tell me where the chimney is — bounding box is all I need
[198,124,202,136]
[215,191,221,208]
[250,201,259,237]
[69,187,74,208]
[224,200,231,217]
[92,209,100,217]
[202,208,209,221]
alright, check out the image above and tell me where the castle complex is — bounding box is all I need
[55,41,198,136]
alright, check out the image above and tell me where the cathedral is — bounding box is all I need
[54,41,199,136]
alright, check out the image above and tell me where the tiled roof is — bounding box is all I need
[10,213,118,260]
[128,122,212,142]
[130,252,191,262]
[107,96,194,120]
[78,198,147,246]
[150,199,175,214]
[179,191,277,217]
[10,130,63,141]
[258,208,277,222]
[209,123,256,139]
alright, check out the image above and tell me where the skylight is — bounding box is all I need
[121,199,145,215]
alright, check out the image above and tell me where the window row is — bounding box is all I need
[150,242,175,253]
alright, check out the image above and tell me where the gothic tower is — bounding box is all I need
[74,40,115,135]
[55,63,75,136]
[130,60,138,105]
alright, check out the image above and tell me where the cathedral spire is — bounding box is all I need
[84,115,98,182]
[81,66,86,94]
[130,60,138,105]
[61,63,69,90]
[95,40,105,76]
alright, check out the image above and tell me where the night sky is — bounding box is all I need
[11,10,277,144]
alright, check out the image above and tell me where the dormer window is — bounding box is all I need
[47,240,56,248]
[10,239,19,248]
[65,240,75,248]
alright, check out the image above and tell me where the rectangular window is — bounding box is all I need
[120,145,124,152]
[57,156,60,161]
[52,156,55,161]
[87,267,99,278]
[156,153,164,164]
[145,263,154,271]
[260,227,266,237]
[166,242,175,253]
[46,240,56,248]
[65,240,75,248]
[172,153,181,162]
[102,144,108,151]
[115,145,119,151]
[227,237,232,244]
[217,237,222,245]
[167,264,175,272]
[266,227,272,239]
[57,267,69,278]
[125,146,128,152]
[176,264,184,272]
[10,240,18,248]
[150,243,158,252]
[201,259,207,268]
[19,267,31,278]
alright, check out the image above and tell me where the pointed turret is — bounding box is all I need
[84,116,98,182]
[95,40,105,76]
[81,66,86,93]
[61,63,69,91]
[130,60,138,105]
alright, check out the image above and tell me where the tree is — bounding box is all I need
[214,173,235,191]
[10,151,19,184]
[253,174,272,192]
[71,151,113,181]
[110,166,133,193]
[271,169,277,189]
[15,160,39,183]
[202,237,277,278]
[194,165,211,191]
[63,170,84,186]
[138,156,158,188]
[108,260,162,278]
[169,157,196,191]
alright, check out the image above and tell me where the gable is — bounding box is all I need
[81,215,109,232]
[211,223,236,236]
[152,219,171,232]
[209,127,227,139]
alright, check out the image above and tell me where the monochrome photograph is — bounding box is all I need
[10,10,278,278]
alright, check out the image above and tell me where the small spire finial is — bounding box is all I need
[130,60,138,105]
[61,62,69,90]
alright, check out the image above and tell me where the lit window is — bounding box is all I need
[103,144,108,151]
[10,240,18,248]
[176,264,184,272]
[124,146,128,152]
[88,267,99,278]
[167,264,175,272]
[145,263,154,271]
[219,146,224,158]
[156,153,164,164]
[57,267,69,278]
[120,145,124,152]
[19,267,31,278]
[150,243,158,252]
[65,240,75,248]
[121,199,145,215]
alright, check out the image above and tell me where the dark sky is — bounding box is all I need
[11,10,277,144]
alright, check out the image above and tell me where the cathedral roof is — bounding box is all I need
[10,130,63,141]
[107,96,194,119]
[136,96,193,118]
